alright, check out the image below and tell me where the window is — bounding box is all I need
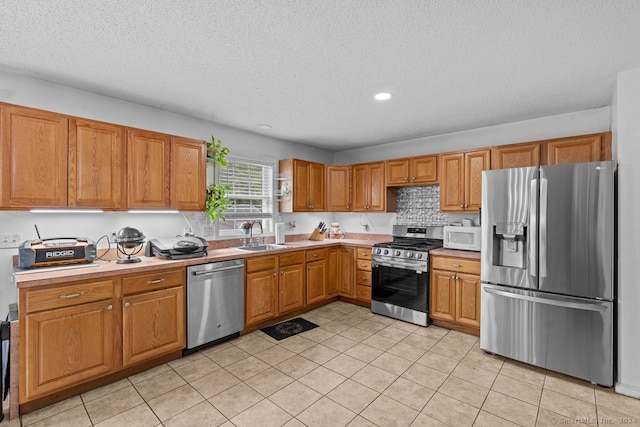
[216,158,275,237]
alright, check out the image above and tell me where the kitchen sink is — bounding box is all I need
[237,244,289,252]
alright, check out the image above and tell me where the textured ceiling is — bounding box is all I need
[1,1,640,151]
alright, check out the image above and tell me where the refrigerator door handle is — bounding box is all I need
[539,177,548,278]
[529,178,538,277]
[483,287,608,312]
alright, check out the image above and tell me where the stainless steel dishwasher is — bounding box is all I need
[186,259,244,352]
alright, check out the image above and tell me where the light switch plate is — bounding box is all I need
[0,233,22,248]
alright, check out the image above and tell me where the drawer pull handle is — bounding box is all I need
[360,276,367,280]
[313,254,319,257]
[60,292,84,299]
[148,279,164,284]
[450,264,462,267]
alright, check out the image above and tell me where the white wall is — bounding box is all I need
[0,70,334,318]
[613,67,640,398]
[334,107,610,164]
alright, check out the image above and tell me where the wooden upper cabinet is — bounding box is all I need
[410,155,438,184]
[127,128,171,209]
[69,119,125,209]
[326,165,351,211]
[440,149,490,212]
[544,133,610,165]
[491,142,541,170]
[386,159,410,185]
[353,161,387,211]
[279,158,325,212]
[1,104,69,208]
[386,155,437,186]
[170,137,206,211]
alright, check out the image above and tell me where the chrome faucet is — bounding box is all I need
[249,220,263,245]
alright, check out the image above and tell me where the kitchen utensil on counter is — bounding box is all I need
[275,223,286,244]
[114,226,145,264]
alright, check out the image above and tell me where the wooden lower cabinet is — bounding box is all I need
[278,258,305,314]
[245,266,278,326]
[430,255,481,335]
[22,299,115,402]
[355,248,372,302]
[245,252,307,327]
[122,286,185,367]
[329,247,355,298]
[19,268,186,406]
[307,259,328,305]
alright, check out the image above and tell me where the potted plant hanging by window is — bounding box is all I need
[205,135,231,222]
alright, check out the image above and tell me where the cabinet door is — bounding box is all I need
[308,161,325,211]
[279,263,305,314]
[410,155,438,184]
[293,160,310,211]
[127,128,171,208]
[338,247,355,297]
[352,164,368,211]
[491,142,540,169]
[326,165,351,211]
[464,150,490,211]
[367,162,386,211]
[440,153,465,212]
[328,249,340,297]
[386,159,409,186]
[122,286,185,367]
[69,118,124,209]
[430,269,456,321]
[22,300,114,401]
[171,137,206,210]
[545,135,603,165]
[1,104,68,207]
[455,273,481,328]
[246,269,278,326]
[306,260,327,305]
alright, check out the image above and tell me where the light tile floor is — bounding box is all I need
[6,301,640,427]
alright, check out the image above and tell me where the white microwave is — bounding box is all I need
[443,226,482,251]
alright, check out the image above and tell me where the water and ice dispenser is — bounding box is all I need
[492,222,527,268]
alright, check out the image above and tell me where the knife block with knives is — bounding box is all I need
[309,222,327,241]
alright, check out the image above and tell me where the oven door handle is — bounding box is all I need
[372,260,427,273]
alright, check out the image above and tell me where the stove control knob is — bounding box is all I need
[394,250,401,256]
[407,252,414,258]
[383,249,389,255]
[375,248,382,255]
[416,253,423,259]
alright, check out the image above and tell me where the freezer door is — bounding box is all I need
[539,161,614,300]
[480,283,613,386]
[481,167,538,289]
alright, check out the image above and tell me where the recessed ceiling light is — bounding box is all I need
[374,92,392,101]
[257,124,272,130]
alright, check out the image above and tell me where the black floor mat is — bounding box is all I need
[260,317,318,341]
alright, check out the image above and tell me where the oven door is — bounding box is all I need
[372,261,429,313]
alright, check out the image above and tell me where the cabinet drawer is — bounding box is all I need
[356,249,372,260]
[123,268,185,295]
[356,260,371,271]
[306,248,328,262]
[280,251,305,267]
[25,280,114,313]
[431,257,480,275]
[245,256,277,273]
[356,270,372,286]
[356,285,371,301]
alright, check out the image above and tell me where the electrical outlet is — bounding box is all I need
[0,233,22,248]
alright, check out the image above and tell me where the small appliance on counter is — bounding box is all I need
[113,226,145,264]
[146,235,208,260]
[18,237,97,269]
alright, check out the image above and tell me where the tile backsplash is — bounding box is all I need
[395,185,450,225]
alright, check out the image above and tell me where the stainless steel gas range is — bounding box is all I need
[371,225,443,326]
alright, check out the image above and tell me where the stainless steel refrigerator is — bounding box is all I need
[480,161,615,386]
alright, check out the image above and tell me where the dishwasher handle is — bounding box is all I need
[192,264,244,276]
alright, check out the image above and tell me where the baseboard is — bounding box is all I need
[615,381,640,398]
